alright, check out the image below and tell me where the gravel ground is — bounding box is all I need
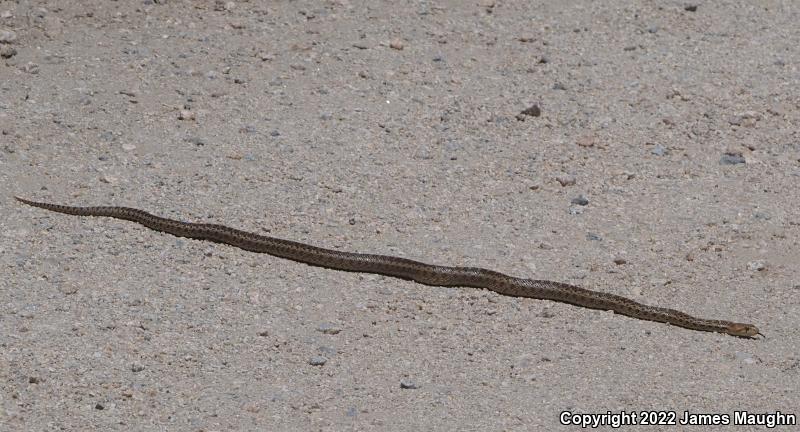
[2,1,799,431]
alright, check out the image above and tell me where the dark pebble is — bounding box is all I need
[720,153,745,165]
[571,195,589,206]
[516,104,541,121]
[309,356,327,366]
[0,46,16,58]
[753,212,771,220]
[400,380,419,389]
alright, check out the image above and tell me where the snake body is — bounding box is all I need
[15,197,759,338]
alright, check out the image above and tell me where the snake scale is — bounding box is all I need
[15,196,760,338]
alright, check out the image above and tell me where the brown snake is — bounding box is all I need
[16,196,760,338]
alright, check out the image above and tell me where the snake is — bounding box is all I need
[15,196,760,338]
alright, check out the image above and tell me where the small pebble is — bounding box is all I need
[178,110,195,120]
[317,323,341,335]
[516,104,541,120]
[753,212,771,220]
[587,233,602,241]
[309,356,327,366]
[0,29,17,43]
[571,195,589,206]
[556,174,576,186]
[576,135,595,148]
[613,257,627,265]
[21,62,39,74]
[684,5,698,12]
[720,152,745,165]
[651,144,668,156]
[728,111,760,127]
[746,260,766,271]
[727,115,743,126]
[0,45,15,58]
[131,363,145,373]
[400,380,419,389]
[389,38,404,50]
[99,174,118,184]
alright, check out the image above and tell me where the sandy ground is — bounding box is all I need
[2,1,799,430]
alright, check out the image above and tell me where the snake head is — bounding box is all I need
[727,323,762,338]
